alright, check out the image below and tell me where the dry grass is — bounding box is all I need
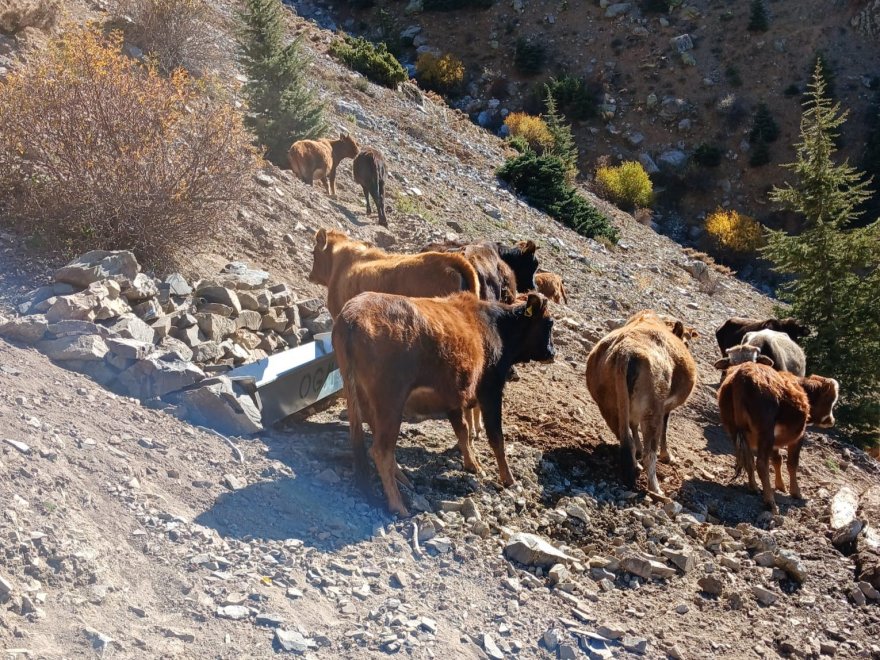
[682,247,735,276]
[0,0,59,35]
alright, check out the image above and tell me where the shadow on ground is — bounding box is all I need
[680,477,808,526]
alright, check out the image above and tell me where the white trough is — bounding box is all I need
[227,332,342,425]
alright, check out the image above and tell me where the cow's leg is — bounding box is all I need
[772,448,786,493]
[786,440,804,500]
[630,423,643,461]
[641,412,664,497]
[659,412,675,464]
[329,167,338,197]
[367,405,408,517]
[362,186,372,214]
[320,176,330,195]
[480,393,515,487]
[393,464,413,489]
[755,433,778,514]
[449,409,484,475]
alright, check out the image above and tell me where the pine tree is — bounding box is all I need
[543,89,578,182]
[238,0,327,165]
[763,62,880,432]
[748,0,769,32]
[750,102,780,144]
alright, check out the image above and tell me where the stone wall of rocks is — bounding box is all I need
[0,250,333,436]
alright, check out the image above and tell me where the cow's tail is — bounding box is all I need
[731,432,754,483]
[333,320,368,482]
[615,354,644,488]
[456,258,481,299]
[560,282,569,305]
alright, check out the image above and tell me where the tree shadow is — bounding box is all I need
[679,477,809,527]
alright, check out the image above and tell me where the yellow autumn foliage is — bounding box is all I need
[415,52,465,94]
[0,25,257,266]
[595,161,653,210]
[705,208,765,253]
[503,112,554,152]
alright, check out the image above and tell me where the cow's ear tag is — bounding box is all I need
[524,306,533,317]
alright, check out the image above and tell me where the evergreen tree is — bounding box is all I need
[543,89,578,181]
[238,0,327,165]
[860,91,880,221]
[763,62,880,432]
[812,51,836,99]
[750,102,780,144]
[748,0,769,32]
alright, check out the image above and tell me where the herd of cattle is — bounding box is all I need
[303,228,840,517]
[285,134,839,518]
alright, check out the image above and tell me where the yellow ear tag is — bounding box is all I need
[524,306,533,317]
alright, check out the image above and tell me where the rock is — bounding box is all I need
[55,250,139,288]
[156,336,194,362]
[217,604,250,620]
[238,289,272,313]
[83,628,114,653]
[105,315,157,344]
[390,571,408,589]
[544,628,562,650]
[698,575,724,596]
[255,612,285,627]
[658,149,689,171]
[425,537,453,554]
[236,310,262,331]
[504,532,574,567]
[118,356,205,399]
[620,556,652,580]
[623,636,648,654]
[302,310,333,336]
[604,2,632,18]
[165,273,192,297]
[565,502,590,523]
[638,152,660,175]
[661,548,695,573]
[548,563,569,585]
[670,34,693,53]
[752,585,778,606]
[3,438,30,454]
[0,315,48,343]
[123,273,159,302]
[44,293,96,323]
[261,308,289,333]
[37,334,109,361]
[178,377,262,435]
[296,298,324,319]
[831,486,863,545]
[192,341,224,363]
[482,633,504,660]
[132,299,163,321]
[196,285,242,315]
[172,325,204,348]
[105,337,154,360]
[150,316,173,339]
[775,550,807,583]
[316,468,340,484]
[218,262,270,290]
[197,313,237,342]
[275,628,317,653]
[0,574,13,597]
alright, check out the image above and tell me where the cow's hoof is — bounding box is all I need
[394,465,413,490]
[647,489,669,503]
[790,489,803,500]
[659,452,675,465]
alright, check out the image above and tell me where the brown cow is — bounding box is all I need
[534,272,568,304]
[352,147,387,226]
[288,133,359,197]
[716,361,839,513]
[586,310,698,497]
[333,291,555,516]
[309,229,480,319]
[421,241,517,304]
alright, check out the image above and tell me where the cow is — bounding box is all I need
[534,271,568,305]
[586,310,698,497]
[420,240,516,304]
[288,133,360,197]
[715,316,809,357]
[352,147,387,226]
[332,291,555,516]
[742,329,807,377]
[716,361,839,513]
[309,229,480,319]
[497,240,539,293]
[712,343,775,371]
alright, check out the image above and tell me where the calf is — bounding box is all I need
[288,133,359,197]
[309,229,480,318]
[742,329,807,377]
[716,361,839,513]
[421,241,516,303]
[352,147,387,226]
[534,272,568,304]
[713,343,774,370]
[333,291,555,516]
[715,316,809,357]
[496,240,539,293]
[586,310,698,497]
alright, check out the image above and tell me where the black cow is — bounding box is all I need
[715,316,809,357]
[496,240,539,293]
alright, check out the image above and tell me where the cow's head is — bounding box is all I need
[658,315,699,349]
[802,375,840,428]
[335,132,360,159]
[713,343,774,370]
[309,228,336,285]
[516,293,555,363]
[766,317,810,342]
[498,240,539,293]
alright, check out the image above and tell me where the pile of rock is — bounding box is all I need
[0,250,333,435]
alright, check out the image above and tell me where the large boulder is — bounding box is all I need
[105,337,155,361]
[177,376,263,435]
[0,315,49,344]
[117,356,205,399]
[217,262,270,291]
[36,334,109,361]
[122,273,159,302]
[195,285,241,315]
[302,310,333,336]
[54,250,140,288]
[504,533,574,568]
[165,273,192,297]
[238,289,272,313]
[197,313,237,342]
[104,315,157,344]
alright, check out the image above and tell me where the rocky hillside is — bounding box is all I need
[0,2,879,658]
[295,0,880,241]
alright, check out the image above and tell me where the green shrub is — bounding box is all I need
[423,0,492,9]
[749,139,771,167]
[238,0,327,164]
[725,66,742,87]
[750,102,780,143]
[545,74,597,120]
[748,0,768,32]
[415,52,465,95]
[514,38,545,75]
[639,0,671,12]
[498,152,618,243]
[329,34,408,88]
[543,91,578,181]
[784,83,801,97]
[694,143,723,167]
[595,161,653,210]
[506,135,530,153]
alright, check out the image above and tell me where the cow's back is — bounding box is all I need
[328,251,479,317]
[743,329,806,377]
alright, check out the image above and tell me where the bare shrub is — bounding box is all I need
[111,0,220,75]
[0,0,59,35]
[633,207,653,226]
[0,27,257,268]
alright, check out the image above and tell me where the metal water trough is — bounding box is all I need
[226,332,342,426]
